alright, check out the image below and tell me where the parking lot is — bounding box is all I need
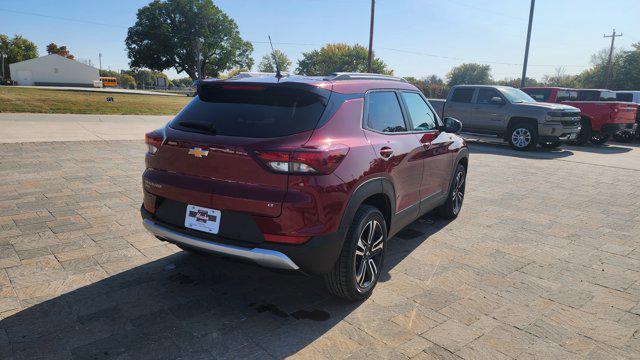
[1,139,639,359]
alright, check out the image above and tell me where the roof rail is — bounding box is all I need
[328,72,407,83]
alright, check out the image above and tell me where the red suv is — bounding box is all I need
[141,73,469,300]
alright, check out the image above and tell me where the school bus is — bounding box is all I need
[100,77,118,87]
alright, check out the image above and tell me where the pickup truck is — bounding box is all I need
[522,87,638,145]
[429,85,581,150]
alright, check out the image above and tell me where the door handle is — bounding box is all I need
[379,147,393,158]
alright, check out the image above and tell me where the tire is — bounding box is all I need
[573,118,592,146]
[590,133,610,145]
[540,141,562,149]
[613,130,634,143]
[508,123,538,151]
[437,164,466,220]
[324,205,387,301]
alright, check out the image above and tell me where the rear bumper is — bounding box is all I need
[141,206,344,274]
[143,218,300,270]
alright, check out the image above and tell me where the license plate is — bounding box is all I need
[185,205,221,234]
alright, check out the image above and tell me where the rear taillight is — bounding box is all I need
[255,144,349,175]
[145,130,164,155]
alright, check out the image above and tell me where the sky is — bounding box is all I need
[1,0,638,81]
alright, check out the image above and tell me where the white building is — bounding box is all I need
[9,54,100,87]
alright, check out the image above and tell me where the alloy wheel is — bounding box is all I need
[511,128,532,148]
[354,219,384,291]
[452,169,466,215]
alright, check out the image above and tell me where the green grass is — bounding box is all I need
[0,87,192,115]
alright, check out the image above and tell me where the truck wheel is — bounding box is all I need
[508,123,538,150]
[613,130,634,143]
[540,141,561,149]
[437,164,466,219]
[590,133,610,145]
[324,205,387,301]
[573,118,592,145]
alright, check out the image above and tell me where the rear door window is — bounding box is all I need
[577,90,599,101]
[400,91,438,131]
[616,93,633,102]
[170,84,327,138]
[366,91,407,133]
[450,88,475,103]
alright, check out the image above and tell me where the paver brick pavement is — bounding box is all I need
[0,140,639,359]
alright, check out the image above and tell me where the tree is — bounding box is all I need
[122,69,169,88]
[172,77,194,88]
[495,77,538,88]
[446,63,492,87]
[296,43,392,76]
[540,67,578,88]
[0,34,38,79]
[119,74,137,89]
[257,50,291,73]
[615,43,640,90]
[46,42,75,59]
[125,0,254,80]
[99,70,120,78]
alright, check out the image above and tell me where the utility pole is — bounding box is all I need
[603,29,622,89]
[366,0,375,73]
[98,53,102,74]
[520,0,535,88]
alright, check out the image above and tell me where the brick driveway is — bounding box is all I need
[0,140,639,359]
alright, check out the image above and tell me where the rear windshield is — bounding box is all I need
[170,84,327,138]
[577,90,617,101]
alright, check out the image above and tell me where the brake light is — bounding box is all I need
[255,144,349,174]
[145,130,164,155]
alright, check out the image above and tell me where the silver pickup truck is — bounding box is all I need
[429,85,581,150]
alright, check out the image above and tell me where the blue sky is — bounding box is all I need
[1,0,638,80]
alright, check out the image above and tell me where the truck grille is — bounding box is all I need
[561,120,580,127]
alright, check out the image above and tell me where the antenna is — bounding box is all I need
[268,36,282,80]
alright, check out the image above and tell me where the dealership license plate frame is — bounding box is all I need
[184,204,221,235]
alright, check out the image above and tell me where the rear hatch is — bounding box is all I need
[146,81,331,218]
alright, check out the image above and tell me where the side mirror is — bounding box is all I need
[490,96,504,105]
[444,117,462,134]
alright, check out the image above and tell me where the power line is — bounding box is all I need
[0,6,591,70]
[0,8,129,28]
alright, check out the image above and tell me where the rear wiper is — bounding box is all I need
[179,121,217,135]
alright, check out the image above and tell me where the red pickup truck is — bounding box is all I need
[522,87,638,145]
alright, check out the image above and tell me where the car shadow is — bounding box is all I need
[0,216,449,359]
[569,142,636,153]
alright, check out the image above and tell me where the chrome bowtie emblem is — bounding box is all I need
[188,147,209,158]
